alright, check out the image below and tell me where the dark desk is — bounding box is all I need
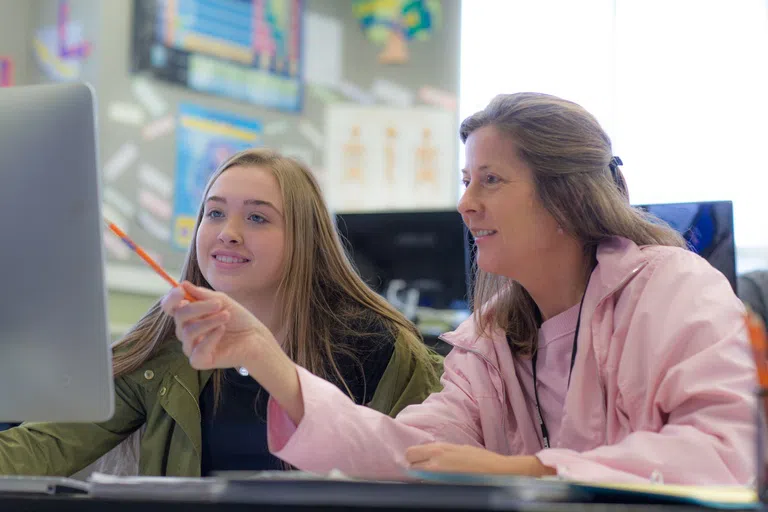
[0,479,757,512]
[0,495,746,512]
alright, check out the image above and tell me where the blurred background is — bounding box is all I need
[0,0,766,351]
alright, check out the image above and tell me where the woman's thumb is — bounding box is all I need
[180,281,216,300]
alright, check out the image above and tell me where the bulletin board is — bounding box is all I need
[87,0,461,295]
[131,0,303,112]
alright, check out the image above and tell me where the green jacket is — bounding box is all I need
[0,335,443,477]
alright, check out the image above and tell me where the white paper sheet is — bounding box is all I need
[138,163,173,198]
[303,12,342,87]
[108,102,146,125]
[142,115,175,140]
[132,77,168,117]
[103,143,138,182]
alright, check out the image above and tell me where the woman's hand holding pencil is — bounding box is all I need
[160,281,305,424]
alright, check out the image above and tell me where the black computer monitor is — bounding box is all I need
[636,200,737,292]
[338,201,737,343]
[335,210,471,338]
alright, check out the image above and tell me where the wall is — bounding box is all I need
[0,0,34,84]
[1,0,462,336]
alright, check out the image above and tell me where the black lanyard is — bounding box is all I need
[531,276,591,449]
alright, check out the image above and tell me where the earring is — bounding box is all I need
[557,226,564,235]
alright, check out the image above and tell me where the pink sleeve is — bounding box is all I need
[267,350,486,479]
[538,251,755,485]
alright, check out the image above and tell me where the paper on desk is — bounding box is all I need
[88,469,360,500]
[89,469,352,484]
[214,469,353,481]
[88,472,226,500]
[89,472,214,485]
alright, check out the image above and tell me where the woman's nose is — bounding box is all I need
[218,221,243,245]
[458,186,479,216]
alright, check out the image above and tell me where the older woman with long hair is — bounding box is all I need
[165,93,754,485]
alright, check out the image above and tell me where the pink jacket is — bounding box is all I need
[268,237,755,484]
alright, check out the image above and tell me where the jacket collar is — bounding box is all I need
[589,237,651,304]
[156,344,214,457]
[441,237,650,360]
[161,341,215,390]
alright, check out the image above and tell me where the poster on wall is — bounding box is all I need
[353,0,441,64]
[132,0,302,112]
[33,0,92,82]
[172,104,262,250]
[324,104,456,213]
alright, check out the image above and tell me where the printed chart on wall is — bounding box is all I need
[173,104,262,250]
[324,104,456,212]
[132,0,303,112]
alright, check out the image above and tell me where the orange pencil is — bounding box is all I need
[747,311,768,387]
[104,218,195,302]
[746,310,768,429]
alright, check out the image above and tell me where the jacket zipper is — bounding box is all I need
[436,261,649,454]
[436,334,512,454]
[587,262,649,442]
[589,261,649,387]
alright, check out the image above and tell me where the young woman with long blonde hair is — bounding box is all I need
[0,149,442,476]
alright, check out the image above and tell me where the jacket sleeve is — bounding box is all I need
[0,374,146,476]
[537,250,755,485]
[367,330,444,417]
[268,347,488,480]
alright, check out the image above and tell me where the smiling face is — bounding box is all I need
[458,125,563,281]
[195,165,286,303]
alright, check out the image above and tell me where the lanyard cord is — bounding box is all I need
[531,272,592,449]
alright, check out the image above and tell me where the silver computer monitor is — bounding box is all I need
[0,83,114,422]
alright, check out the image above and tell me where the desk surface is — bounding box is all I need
[0,495,744,512]
[0,479,758,512]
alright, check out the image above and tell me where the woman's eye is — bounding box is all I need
[461,179,470,188]
[206,209,223,218]
[248,214,266,224]
[485,174,500,185]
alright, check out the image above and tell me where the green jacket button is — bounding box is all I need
[159,386,167,396]
[144,370,155,380]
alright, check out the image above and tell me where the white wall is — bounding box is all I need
[459,0,768,272]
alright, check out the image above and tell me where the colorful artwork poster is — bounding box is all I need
[324,104,456,213]
[132,0,303,112]
[32,1,92,82]
[353,0,441,64]
[172,104,262,250]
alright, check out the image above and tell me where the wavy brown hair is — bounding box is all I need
[460,93,687,356]
[112,149,437,399]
